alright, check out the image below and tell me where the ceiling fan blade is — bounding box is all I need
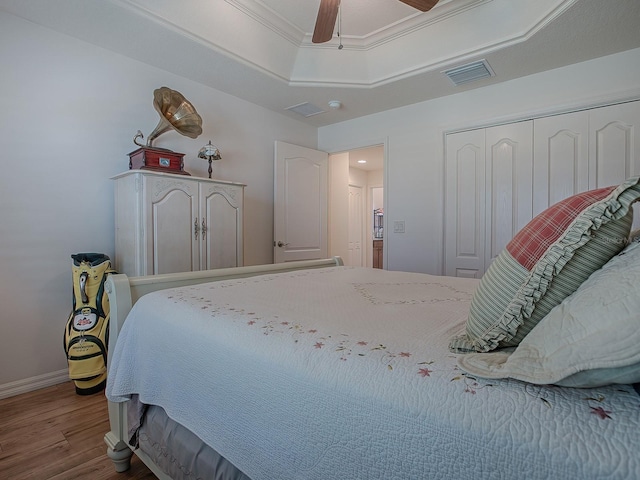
[398,0,439,12]
[312,0,340,44]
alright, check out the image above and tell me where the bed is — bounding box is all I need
[105,177,640,480]
[103,254,640,480]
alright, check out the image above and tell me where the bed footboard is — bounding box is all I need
[102,257,343,474]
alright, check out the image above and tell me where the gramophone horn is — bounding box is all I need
[139,87,203,147]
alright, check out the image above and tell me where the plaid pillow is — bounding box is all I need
[450,177,640,353]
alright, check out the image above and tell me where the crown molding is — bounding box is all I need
[226,0,304,45]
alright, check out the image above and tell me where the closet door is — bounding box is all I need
[445,128,486,278]
[590,101,640,228]
[444,100,640,277]
[533,110,589,216]
[484,121,533,267]
[589,101,640,188]
[445,122,533,277]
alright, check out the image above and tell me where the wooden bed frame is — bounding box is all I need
[102,257,344,477]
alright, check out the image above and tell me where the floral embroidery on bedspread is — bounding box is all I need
[352,281,472,305]
[162,270,640,420]
[165,269,471,364]
[449,367,638,421]
[165,274,474,387]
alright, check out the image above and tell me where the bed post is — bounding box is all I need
[104,274,135,471]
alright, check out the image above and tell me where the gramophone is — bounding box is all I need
[129,87,203,175]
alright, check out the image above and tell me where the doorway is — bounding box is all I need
[329,145,384,268]
[371,186,384,269]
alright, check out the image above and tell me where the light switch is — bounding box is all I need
[393,221,405,233]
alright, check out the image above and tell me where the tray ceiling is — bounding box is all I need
[2,0,639,126]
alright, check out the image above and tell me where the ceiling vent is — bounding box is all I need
[286,102,325,117]
[443,59,494,86]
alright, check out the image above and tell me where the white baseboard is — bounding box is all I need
[0,369,70,400]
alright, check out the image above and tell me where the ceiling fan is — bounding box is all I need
[312,0,440,44]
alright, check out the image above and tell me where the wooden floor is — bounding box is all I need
[0,382,156,480]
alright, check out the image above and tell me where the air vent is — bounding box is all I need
[286,102,325,117]
[443,60,494,86]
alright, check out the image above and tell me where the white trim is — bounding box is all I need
[443,88,640,136]
[0,369,69,400]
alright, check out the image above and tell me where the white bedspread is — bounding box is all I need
[107,267,640,480]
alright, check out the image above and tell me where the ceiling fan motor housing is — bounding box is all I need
[312,0,439,44]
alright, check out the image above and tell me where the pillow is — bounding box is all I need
[457,238,640,388]
[449,176,640,353]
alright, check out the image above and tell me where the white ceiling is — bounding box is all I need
[2,0,640,127]
[349,145,384,171]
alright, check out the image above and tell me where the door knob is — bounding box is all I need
[277,241,289,248]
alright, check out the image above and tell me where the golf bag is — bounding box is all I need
[63,253,115,395]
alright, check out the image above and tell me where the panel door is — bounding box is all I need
[484,121,533,267]
[533,110,589,216]
[445,122,533,277]
[589,101,640,189]
[590,101,640,229]
[445,100,640,278]
[347,185,363,267]
[445,128,486,278]
[274,141,328,263]
[200,183,243,270]
[144,176,199,275]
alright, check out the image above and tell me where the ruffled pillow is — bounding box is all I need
[457,239,640,388]
[450,177,640,353]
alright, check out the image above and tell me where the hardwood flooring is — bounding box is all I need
[0,382,156,480]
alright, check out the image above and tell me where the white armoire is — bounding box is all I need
[445,100,640,278]
[113,170,244,277]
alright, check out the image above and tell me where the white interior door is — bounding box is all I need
[484,121,533,266]
[445,121,533,277]
[444,128,486,278]
[274,141,328,263]
[347,185,363,267]
[590,101,640,230]
[533,110,590,217]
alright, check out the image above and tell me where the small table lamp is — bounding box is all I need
[198,140,222,178]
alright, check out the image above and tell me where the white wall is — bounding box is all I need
[319,48,640,275]
[0,12,317,394]
[3,9,640,396]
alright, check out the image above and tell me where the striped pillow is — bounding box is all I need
[450,176,640,353]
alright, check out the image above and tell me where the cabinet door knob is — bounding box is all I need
[194,218,199,240]
[201,219,207,239]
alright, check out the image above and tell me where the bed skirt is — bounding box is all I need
[128,395,251,480]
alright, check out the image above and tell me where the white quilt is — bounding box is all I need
[106,267,640,480]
